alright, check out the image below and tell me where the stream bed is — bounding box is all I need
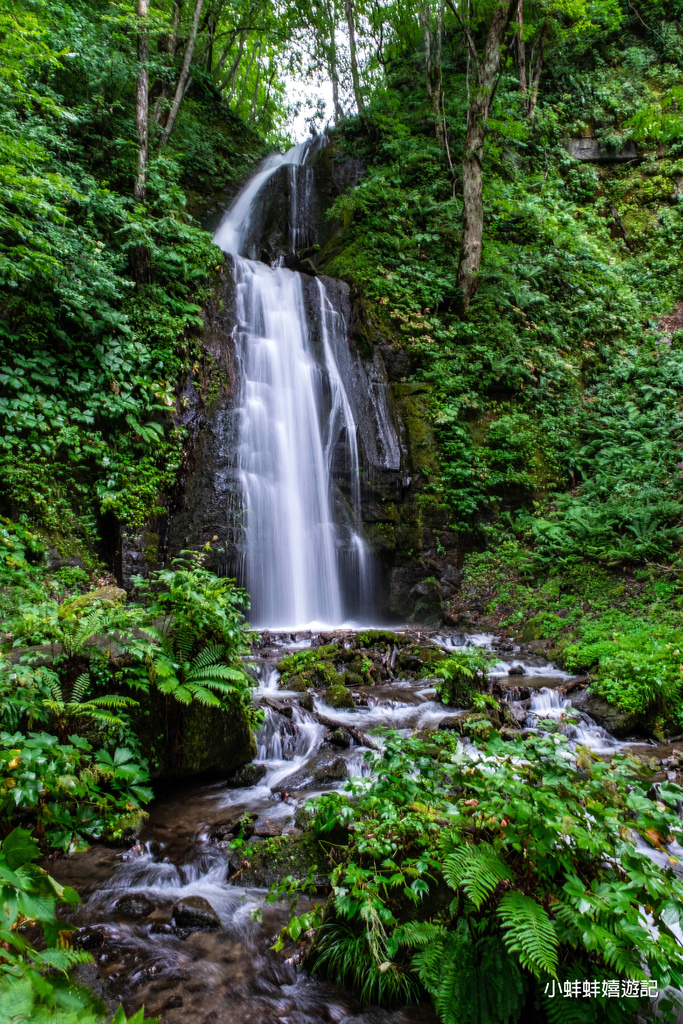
[48,629,672,1023]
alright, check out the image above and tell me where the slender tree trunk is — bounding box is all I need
[235,39,258,109]
[154,2,181,123]
[329,18,342,122]
[214,28,238,78]
[160,0,205,146]
[527,21,548,117]
[516,0,526,98]
[456,0,517,310]
[134,0,149,202]
[248,40,262,121]
[344,0,364,114]
[420,4,445,148]
[223,31,246,96]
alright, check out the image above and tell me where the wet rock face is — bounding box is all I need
[154,138,462,624]
[227,762,267,787]
[570,688,641,737]
[172,895,221,930]
[114,893,155,919]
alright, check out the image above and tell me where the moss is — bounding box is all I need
[357,629,411,647]
[325,684,355,709]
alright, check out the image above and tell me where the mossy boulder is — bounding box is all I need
[451,710,500,741]
[62,586,127,613]
[325,684,355,709]
[131,688,256,780]
[279,674,308,692]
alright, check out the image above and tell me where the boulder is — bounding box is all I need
[64,586,127,612]
[569,689,641,738]
[330,727,351,748]
[172,895,221,930]
[253,819,283,838]
[271,751,349,792]
[226,763,267,788]
[298,692,314,712]
[114,892,155,919]
[325,684,355,709]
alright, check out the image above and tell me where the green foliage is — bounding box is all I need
[302,731,683,1023]
[0,825,157,1022]
[0,731,151,851]
[433,648,491,708]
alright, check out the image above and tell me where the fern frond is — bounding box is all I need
[70,672,90,703]
[185,685,222,707]
[186,664,242,683]
[497,891,559,978]
[86,695,138,708]
[191,642,224,670]
[174,624,194,662]
[394,920,445,947]
[443,842,513,909]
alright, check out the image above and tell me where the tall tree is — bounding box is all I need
[344,0,365,114]
[420,3,445,149]
[160,0,205,145]
[448,0,517,310]
[134,0,149,202]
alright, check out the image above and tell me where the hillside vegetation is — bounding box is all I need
[2,0,683,1021]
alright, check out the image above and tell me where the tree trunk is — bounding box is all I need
[235,39,258,109]
[329,16,342,122]
[134,0,149,202]
[248,40,262,121]
[153,2,181,124]
[516,0,526,97]
[527,21,548,117]
[223,31,246,96]
[420,3,444,149]
[344,0,364,114]
[160,0,204,146]
[456,0,517,310]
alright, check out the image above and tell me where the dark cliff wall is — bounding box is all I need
[122,139,462,625]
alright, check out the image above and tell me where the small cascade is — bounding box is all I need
[524,685,620,752]
[214,140,373,628]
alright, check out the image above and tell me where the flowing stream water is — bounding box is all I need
[53,145,678,1022]
[54,628,657,1024]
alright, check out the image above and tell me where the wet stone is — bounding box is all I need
[508,664,526,676]
[226,763,267,788]
[253,819,283,838]
[298,692,314,712]
[330,727,351,748]
[172,895,221,930]
[74,926,104,950]
[114,892,155,919]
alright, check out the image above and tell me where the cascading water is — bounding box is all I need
[213,140,371,628]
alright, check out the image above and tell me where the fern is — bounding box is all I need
[413,921,525,1024]
[70,672,90,703]
[497,892,559,978]
[443,842,513,909]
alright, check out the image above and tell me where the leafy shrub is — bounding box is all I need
[433,649,491,707]
[0,731,151,851]
[279,732,683,1023]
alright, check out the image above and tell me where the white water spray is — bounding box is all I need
[214,141,371,628]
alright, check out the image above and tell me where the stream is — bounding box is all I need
[49,628,662,1023]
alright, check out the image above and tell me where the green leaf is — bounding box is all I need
[1,827,39,870]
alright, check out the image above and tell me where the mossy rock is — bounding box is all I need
[521,614,565,642]
[279,674,308,692]
[62,586,127,614]
[325,684,355,709]
[356,630,410,648]
[451,711,499,741]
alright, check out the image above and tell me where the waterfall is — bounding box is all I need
[214,141,372,628]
